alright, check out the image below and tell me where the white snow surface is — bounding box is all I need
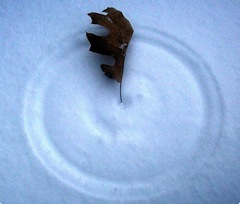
[1,1,240,204]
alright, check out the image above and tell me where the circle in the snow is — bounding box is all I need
[23,26,223,200]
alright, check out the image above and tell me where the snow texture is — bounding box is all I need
[0,1,240,204]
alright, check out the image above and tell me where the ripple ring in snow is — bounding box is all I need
[23,26,224,200]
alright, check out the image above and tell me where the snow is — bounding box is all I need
[119,43,127,49]
[107,17,113,24]
[1,1,240,203]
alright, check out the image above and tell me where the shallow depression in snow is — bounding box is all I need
[23,27,223,199]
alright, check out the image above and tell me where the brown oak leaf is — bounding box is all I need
[86,7,134,102]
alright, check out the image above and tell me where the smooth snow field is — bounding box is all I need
[1,1,240,203]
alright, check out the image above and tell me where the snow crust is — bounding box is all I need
[0,1,240,203]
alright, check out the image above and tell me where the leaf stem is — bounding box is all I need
[120,82,123,103]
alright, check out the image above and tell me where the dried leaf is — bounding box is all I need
[86,7,134,102]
